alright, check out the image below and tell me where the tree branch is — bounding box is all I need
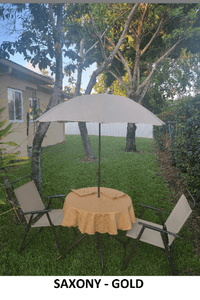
[140,16,164,56]
[83,40,98,58]
[131,36,141,92]
[136,39,183,102]
[107,4,139,62]
[83,7,134,58]
[113,65,122,77]
[88,10,107,61]
[137,65,140,89]
[48,4,57,32]
[137,3,148,37]
[106,36,133,90]
[108,70,130,95]
[75,15,85,97]
[84,3,139,95]
[141,3,149,24]
[117,51,133,89]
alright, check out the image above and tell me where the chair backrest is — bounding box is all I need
[165,194,192,245]
[14,181,45,223]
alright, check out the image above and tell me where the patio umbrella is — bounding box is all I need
[35,94,165,197]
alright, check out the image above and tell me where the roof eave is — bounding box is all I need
[0,58,53,85]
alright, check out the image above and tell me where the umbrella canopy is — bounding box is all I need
[35,94,165,197]
[35,94,165,125]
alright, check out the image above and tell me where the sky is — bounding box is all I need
[1,49,97,93]
[0,11,97,93]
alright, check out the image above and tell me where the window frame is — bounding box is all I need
[7,88,23,123]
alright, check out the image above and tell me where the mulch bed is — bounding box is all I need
[153,134,200,275]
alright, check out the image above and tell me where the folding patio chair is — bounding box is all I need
[122,194,195,275]
[12,175,66,259]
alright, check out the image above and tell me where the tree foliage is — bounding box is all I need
[93,3,200,152]
[0,3,68,192]
[143,50,200,114]
[94,3,200,103]
[0,3,140,184]
[0,3,96,74]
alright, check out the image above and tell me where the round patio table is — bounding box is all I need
[61,187,135,273]
[62,187,135,234]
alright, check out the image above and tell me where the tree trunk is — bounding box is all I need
[79,70,104,161]
[125,123,137,152]
[78,122,97,161]
[75,74,96,158]
[75,21,97,162]
[31,4,63,192]
[31,122,50,194]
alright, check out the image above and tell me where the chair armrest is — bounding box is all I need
[11,175,32,190]
[42,195,66,199]
[140,204,170,215]
[42,195,66,207]
[138,222,180,238]
[22,208,51,215]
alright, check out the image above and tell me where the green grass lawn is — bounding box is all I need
[0,135,199,276]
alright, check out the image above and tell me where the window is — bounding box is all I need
[29,98,39,121]
[8,88,23,122]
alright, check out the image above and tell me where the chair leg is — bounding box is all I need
[122,238,140,271]
[122,226,145,271]
[161,234,178,275]
[50,224,66,259]
[45,212,65,259]
[19,226,43,254]
[18,224,30,254]
[164,248,178,275]
[166,244,178,275]
[66,233,88,253]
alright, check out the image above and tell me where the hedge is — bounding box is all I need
[153,95,200,204]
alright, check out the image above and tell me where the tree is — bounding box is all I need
[94,3,200,151]
[0,3,140,190]
[63,3,140,160]
[0,3,66,193]
[95,49,200,114]
[63,7,98,161]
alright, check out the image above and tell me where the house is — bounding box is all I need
[0,58,72,157]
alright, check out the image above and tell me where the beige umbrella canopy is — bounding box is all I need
[36,94,164,125]
[35,94,164,196]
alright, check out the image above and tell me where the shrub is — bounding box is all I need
[153,95,200,203]
[0,105,29,204]
[170,111,200,202]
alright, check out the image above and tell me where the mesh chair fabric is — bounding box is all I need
[14,181,45,222]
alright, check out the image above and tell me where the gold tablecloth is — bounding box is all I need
[62,187,135,235]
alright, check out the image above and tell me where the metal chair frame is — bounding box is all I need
[122,193,196,275]
[12,175,66,259]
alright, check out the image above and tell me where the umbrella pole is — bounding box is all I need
[98,123,101,197]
